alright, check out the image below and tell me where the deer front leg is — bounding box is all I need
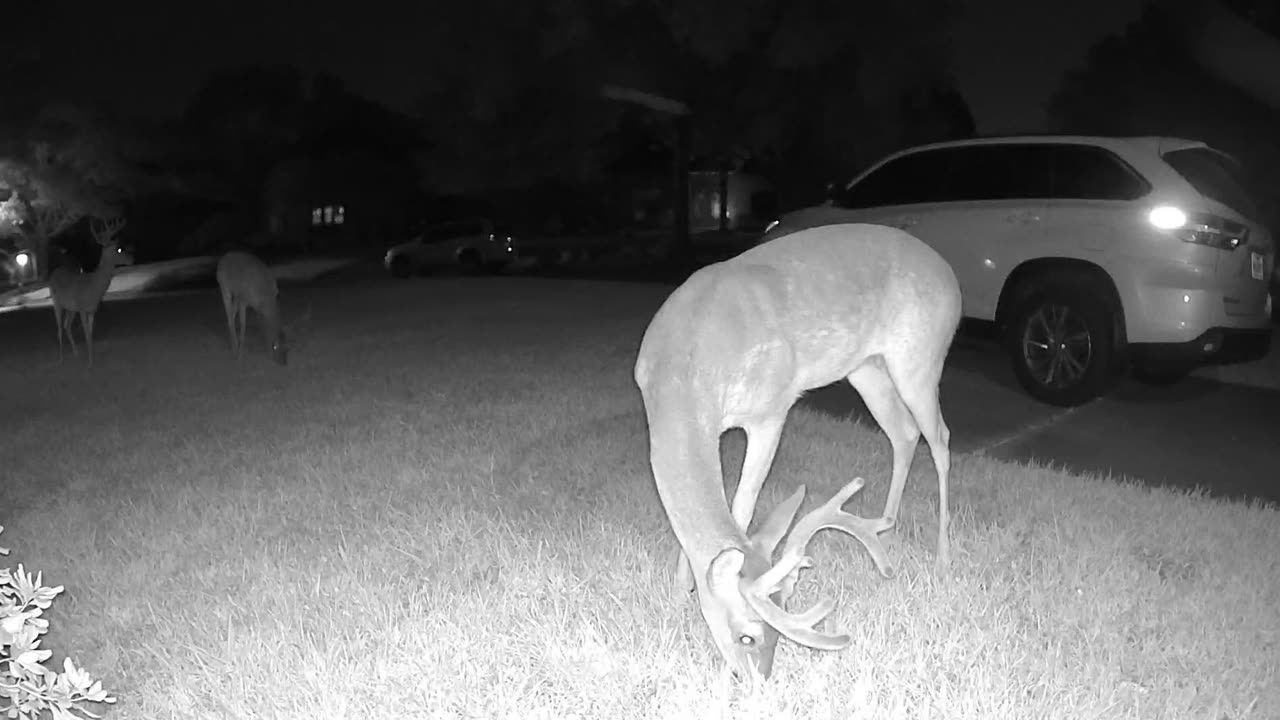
[221,290,238,354]
[63,310,80,357]
[672,546,694,596]
[52,306,65,362]
[728,416,788,533]
[847,361,919,530]
[83,311,95,367]
[236,305,249,358]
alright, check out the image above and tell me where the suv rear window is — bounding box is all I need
[1162,148,1260,220]
[1050,145,1150,200]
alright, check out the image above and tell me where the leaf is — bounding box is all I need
[14,649,50,669]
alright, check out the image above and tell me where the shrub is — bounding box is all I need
[1,526,116,719]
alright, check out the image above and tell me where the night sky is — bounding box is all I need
[37,0,1141,133]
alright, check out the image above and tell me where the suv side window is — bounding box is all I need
[944,145,1054,201]
[836,150,951,209]
[1050,145,1150,200]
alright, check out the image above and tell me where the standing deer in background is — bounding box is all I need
[216,250,288,366]
[634,223,961,680]
[48,217,132,367]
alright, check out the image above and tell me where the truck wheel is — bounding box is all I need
[1008,283,1117,407]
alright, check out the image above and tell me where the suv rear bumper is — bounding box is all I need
[1127,326,1272,371]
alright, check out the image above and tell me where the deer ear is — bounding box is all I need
[750,485,806,557]
[706,548,746,599]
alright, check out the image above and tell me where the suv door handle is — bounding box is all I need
[1008,211,1041,224]
[893,218,918,230]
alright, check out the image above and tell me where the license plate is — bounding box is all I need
[1252,252,1264,280]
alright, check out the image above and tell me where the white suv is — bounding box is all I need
[761,135,1275,406]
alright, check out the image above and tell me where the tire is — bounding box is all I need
[389,255,412,279]
[1007,283,1117,407]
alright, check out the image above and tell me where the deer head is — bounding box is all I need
[90,216,126,246]
[694,479,893,680]
[90,217,132,265]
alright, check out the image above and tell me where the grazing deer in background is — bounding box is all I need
[633,223,961,681]
[48,216,132,367]
[216,250,287,365]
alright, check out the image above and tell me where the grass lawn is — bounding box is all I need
[1,276,1276,719]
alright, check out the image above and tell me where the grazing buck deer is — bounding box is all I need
[48,217,132,366]
[216,250,287,365]
[633,223,961,680]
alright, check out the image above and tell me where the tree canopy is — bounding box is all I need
[411,0,966,197]
[0,103,145,277]
[1049,1,1280,224]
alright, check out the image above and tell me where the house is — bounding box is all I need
[262,146,422,254]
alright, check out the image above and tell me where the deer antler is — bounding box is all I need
[738,477,894,650]
[91,216,127,244]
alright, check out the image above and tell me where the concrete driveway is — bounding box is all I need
[802,332,1280,505]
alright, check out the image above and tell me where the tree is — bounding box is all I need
[0,104,142,279]
[181,64,308,210]
[409,0,960,203]
[1166,0,1280,112]
[898,76,977,149]
[1049,1,1280,228]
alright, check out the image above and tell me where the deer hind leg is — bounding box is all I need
[847,357,920,532]
[893,373,951,570]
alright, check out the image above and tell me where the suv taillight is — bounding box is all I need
[1150,206,1247,250]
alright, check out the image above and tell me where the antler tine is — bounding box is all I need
[749,477,891,597]
[91,215,126,243]
[740,591,851,650]
[786,477,895,578]
[736,477,895,651]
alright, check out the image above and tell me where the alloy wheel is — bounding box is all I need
[1020,303,1093,390]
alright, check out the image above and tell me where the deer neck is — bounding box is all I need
[83,248,119,298]
[644,401,748,573]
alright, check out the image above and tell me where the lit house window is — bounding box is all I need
[311,205,347,226]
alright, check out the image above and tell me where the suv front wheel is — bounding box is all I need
[1008,284,1117,407]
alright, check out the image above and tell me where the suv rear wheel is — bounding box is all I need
[1008,283,1117,407]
